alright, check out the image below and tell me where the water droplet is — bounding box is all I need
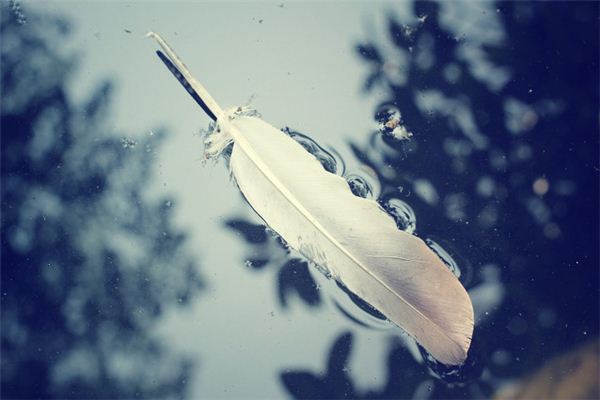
[383,198,416,234]
[284,128,342,174]
[346,174,373,199]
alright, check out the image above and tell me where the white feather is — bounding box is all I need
[149,33,474,365]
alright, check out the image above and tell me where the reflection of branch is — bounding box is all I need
[1,5,201,398]
[224,217,322,309]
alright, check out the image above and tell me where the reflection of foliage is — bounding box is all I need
[1,5,201,399]
[281,333,356,399]
[278,259,320,308]
[278,1,598,399]
[352,0,598,383]
[287,1,598,398]
[225,218,321,308]
[282,333,487,399]
[219,1,597,398]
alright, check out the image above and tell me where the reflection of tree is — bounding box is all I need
[1,5,202,399]
[282,332,436,400]
[351,0,598,390]
[226,218,321,308]
[220,1,597,399]
[283,1,599,399]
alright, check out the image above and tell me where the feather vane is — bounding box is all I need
[149,33,474,365]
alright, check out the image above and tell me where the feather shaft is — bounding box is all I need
[147,31,223,119]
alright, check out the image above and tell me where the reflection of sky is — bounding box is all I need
[24,1,510,398]
[27,2,397,398]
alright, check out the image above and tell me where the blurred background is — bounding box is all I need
[1,1,598,399]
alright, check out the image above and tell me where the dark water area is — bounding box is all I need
[1,1,598,399]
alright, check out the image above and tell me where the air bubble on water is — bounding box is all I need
[375,105,413,141]
[425,239,461,278]
[284,128,343,174]
[121,138,138,149]
[346,174,373,199]
[383,198,416,234]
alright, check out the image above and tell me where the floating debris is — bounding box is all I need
[375,105,413,141]
[10,0,26,25]
[121,138,138,149]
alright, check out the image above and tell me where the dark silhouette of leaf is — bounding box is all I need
[277,259,321,308]
[281,332,355,399]
[225,218,268,244]
[363,71,381,92]
[245,258,270,270]
[281,372,329,399]
[389,19,415,48]
[355,44,382,62]
[326,332,352,374]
